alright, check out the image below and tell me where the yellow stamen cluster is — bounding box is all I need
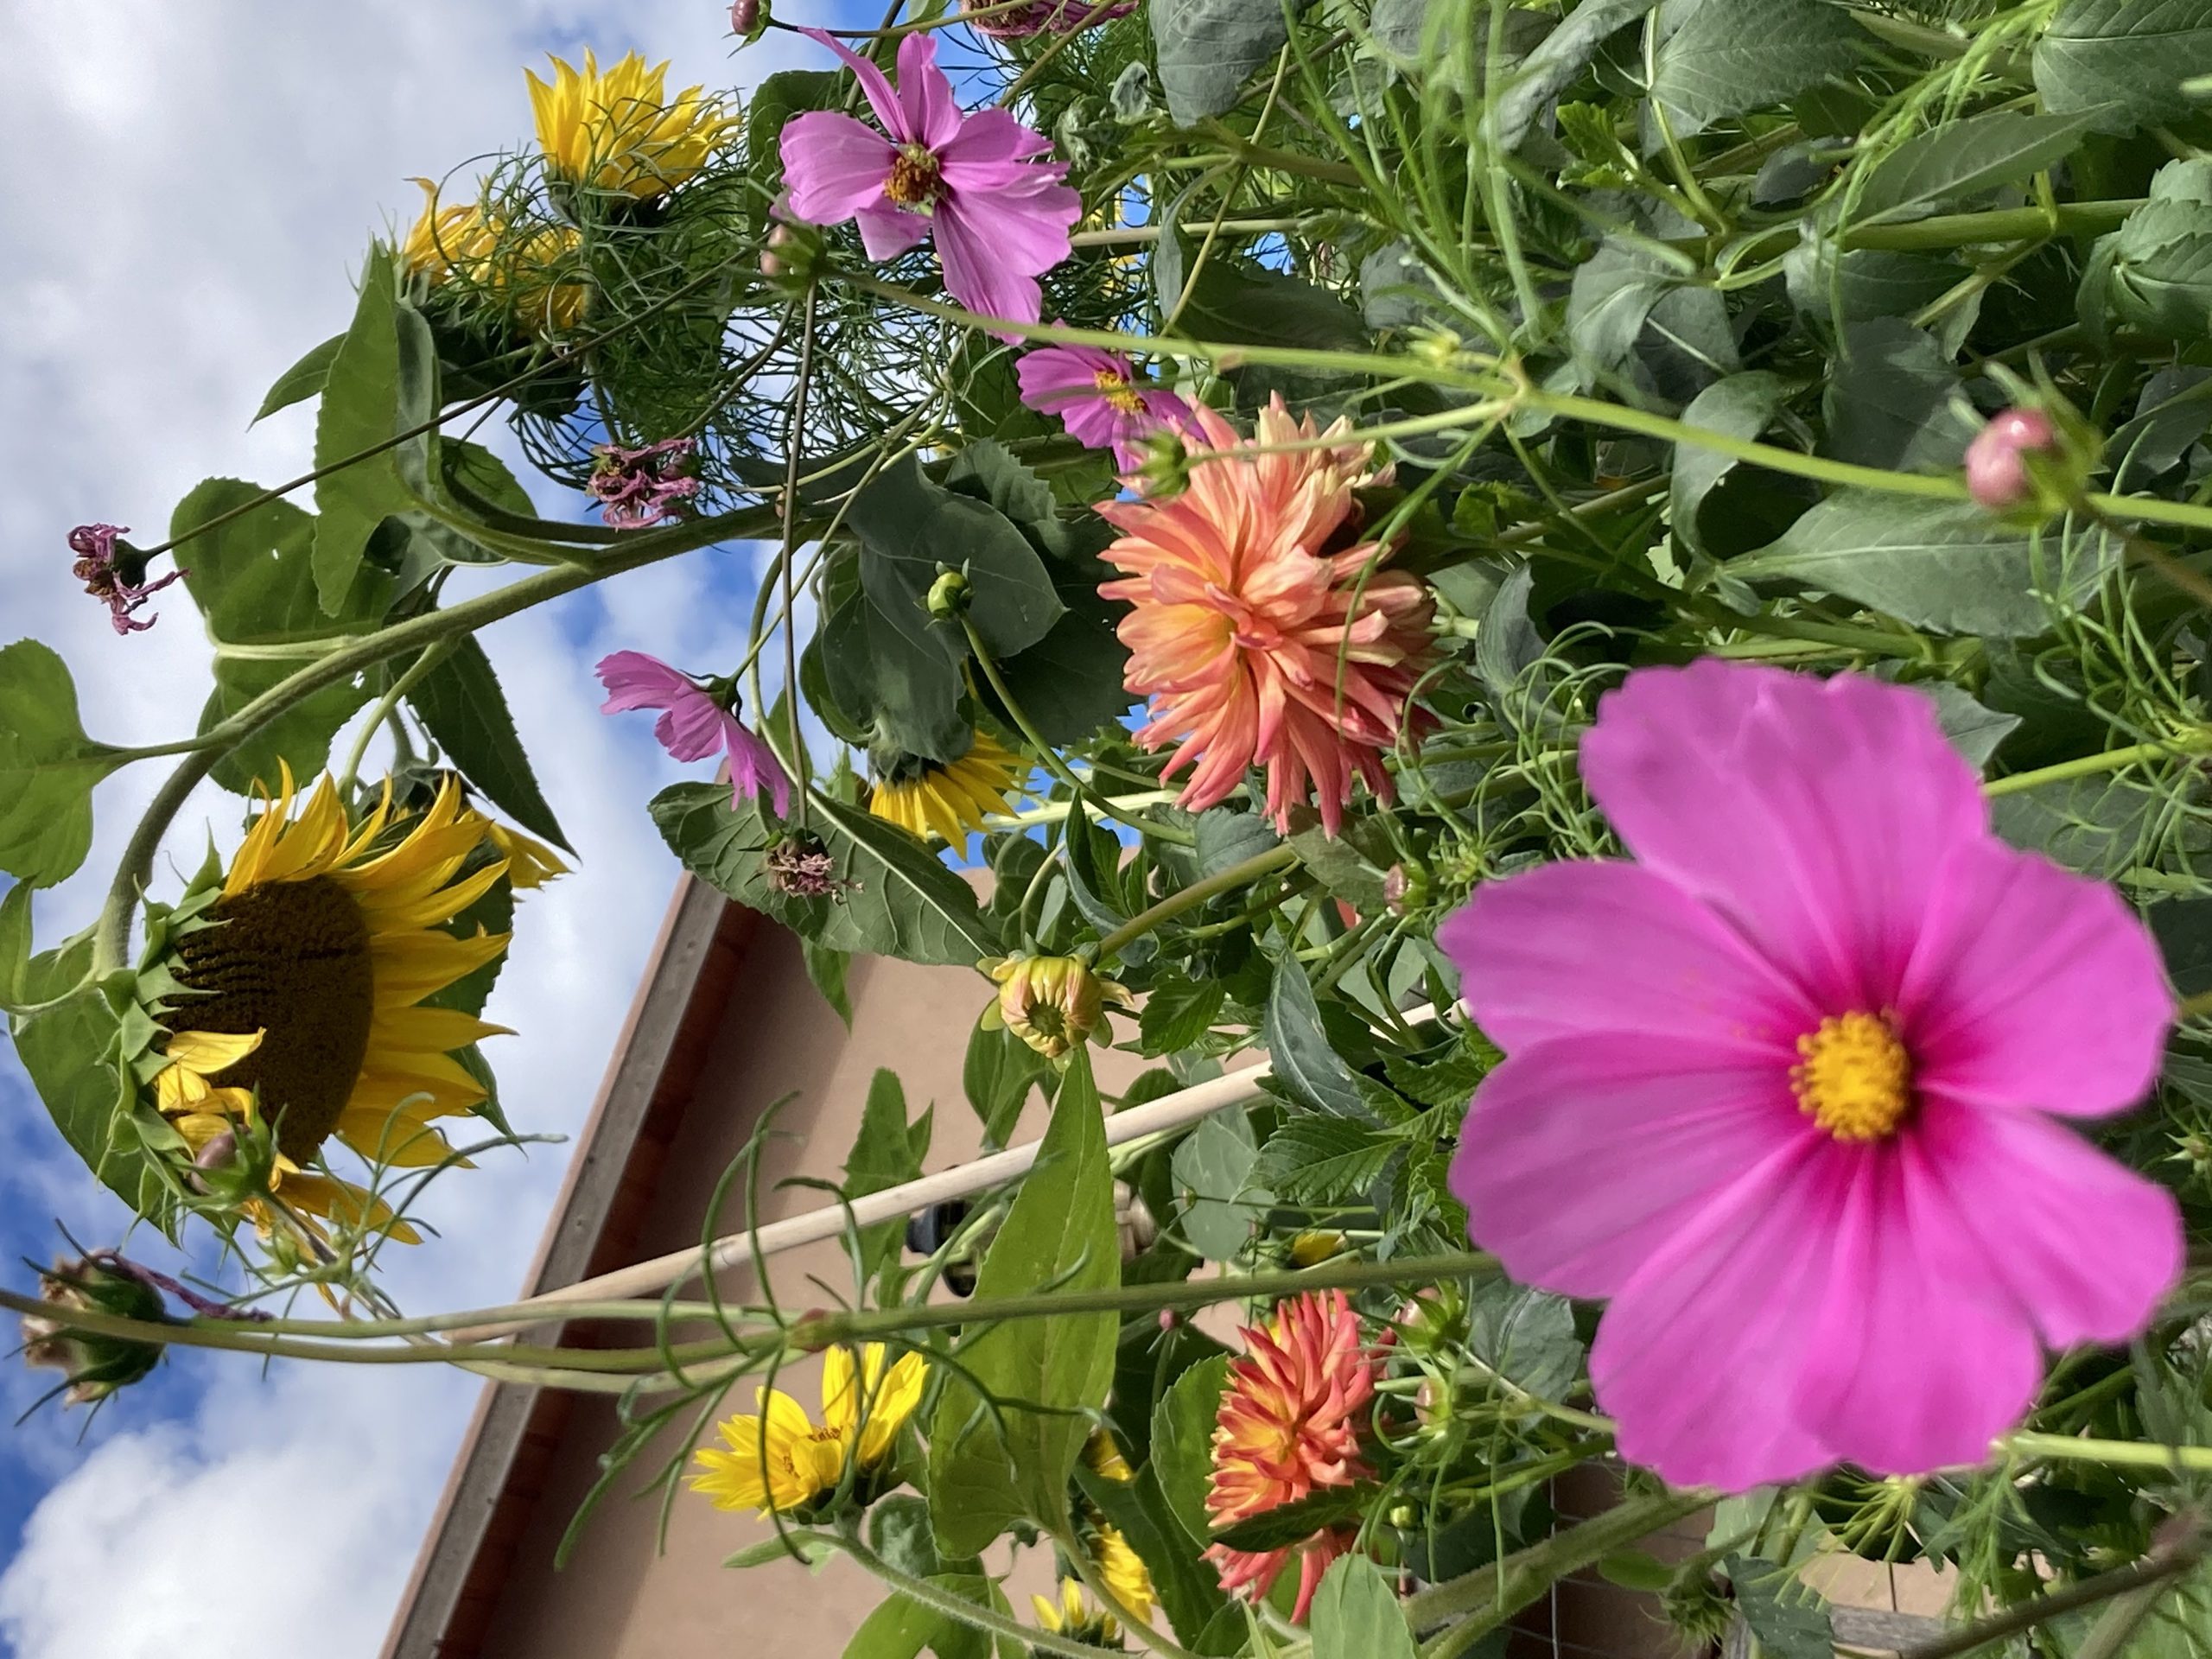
[1092,366,1144,414]
[886,143,945,207]
[1791,1011,1914,1141]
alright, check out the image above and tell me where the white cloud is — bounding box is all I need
[0,3,816,1653]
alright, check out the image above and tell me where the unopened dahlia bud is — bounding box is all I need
[1965,407,2058,511]
[20,1256,168,1406]
[978,954,1135,1061]
[925,566,973,621]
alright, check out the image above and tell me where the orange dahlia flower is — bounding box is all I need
[1096,396,1434,834]
[1203,1289,1379,1621]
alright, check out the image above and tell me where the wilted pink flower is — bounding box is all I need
[765,835,847,899]
[1964,407,2058,510]
[960,0,1137,37]
[779,29,1079,340]
[596,651,792,815]
[588,438,700,530]
[1441,661,2181,1491]
[1017,335,1193,470]
[69,524,184,635]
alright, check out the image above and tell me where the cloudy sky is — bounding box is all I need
[0,3,857,1652]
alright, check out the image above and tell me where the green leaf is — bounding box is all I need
[1917,681,2021,769]
[1064,810,1135,933]
[849,455,1065,666]
[2150,896,2212,1000]
[650,784,1001,968]
[1856,110,2107,224]
[846,1069,932,1287]
[1726,1559,1835,1659]
[409,639,569,849]
[1732,493,2118,638]
[1264,952,1381,1121]
[173,477,386,795]
[1210,1486,1369,1552]
[1083,1461,1229,1643]
[1252,1116,1399,1205]
[1821,320,1975,475]
[928,1046,1120,1558]
[1172,1110,1266,1260]
[870,1495,976,1581]
[0,642,127,888]
[1160,255,1369,353]
[1649,0,1865,138]
[1195,809,1280,878]
[963,1014,1054,1147]
[1671,372,1793,560]
[2034,0,2212,136]
[1497,0,1661,148]
[1309,1554,1419,1659]
[1150,1355,1230,1543]
[312,249,437,614]
[817,546,966,762]
[0,882,29,1013]
[439,438,537,520]
[1993,775,2158,878]
[253,332,344,423]
[842,1574,997,1659]
[804,941,853,1026]
[1152,0,1288,125]
[1465,1279,1584,1401]
[1140,979,1226,1058]
[748,68,843,169]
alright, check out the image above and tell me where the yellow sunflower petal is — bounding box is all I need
[368,927,510,1007]
[274,1170,421,1245]
[334,1105,467,1169]
[160,1028,264,1075]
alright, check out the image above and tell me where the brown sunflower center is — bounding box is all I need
[172,874,373,1163]
[885,143,944,208]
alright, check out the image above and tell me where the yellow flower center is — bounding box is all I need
[1790,1011,1913,1142]
[172,875,374,1163]
[1093,367,1144,414]
[885,143,944,207]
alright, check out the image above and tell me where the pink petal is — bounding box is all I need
[595,650,693,712]
[934,200,1045,340]
[1592,1143,1845,1490]
[1903,836,2174,1118]
[1790,1139,2044,1474]
[723,715,794,817]
[1912,1101,2181,1350]
[803,27,910,140]
[894,31,963,151]
[1579,664,1986,1010]
[1018,343,1119,409]
[855,202,931,261]
[1451,1033,1815,1300]
[942,173,1079,275]
[654,696,728,764]
[938,105,1054,168]
[780,111,897,225]
[1440,861,1815,1055]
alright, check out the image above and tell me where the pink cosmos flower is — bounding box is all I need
[1017,335,1193,471]
[596,651,792,816]
[779,29,1080,340]
[1441,661,2181,1491]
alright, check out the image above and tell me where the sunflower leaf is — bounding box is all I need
[253,331,344,424]
[1310,1554,1420,1659]
[0,641,128,888]
[409,639,570,851]
[1264,951,1383,1122]
[845,1069,931,1289]
[1150,1355,1230,1545]
[964,1013,1055,1147]
[928,1046,1120,1558]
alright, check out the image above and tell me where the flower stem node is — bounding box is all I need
[977,954,1135,1063]
[925,565,973,621]
[20,1256,170,1408]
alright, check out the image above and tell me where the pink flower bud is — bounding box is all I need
[730,0,760,33]
[1965,408,2057,511]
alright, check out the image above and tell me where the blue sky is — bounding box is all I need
[0,3,883,1651]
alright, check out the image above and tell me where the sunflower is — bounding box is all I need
[486,823,569,891]
[149,772,511,1237]
[1032,1580,1122,1649]
[1091,1522,1157,1625]
[868,730,1027,843]
[400,180,588,334]
[527,51,731,200]
[691,1344,928,1516]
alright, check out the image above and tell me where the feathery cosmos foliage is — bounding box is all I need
[16,3,2212,1656]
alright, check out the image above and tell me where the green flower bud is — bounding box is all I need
[925,565,973,621]
[21,1256,168,1407]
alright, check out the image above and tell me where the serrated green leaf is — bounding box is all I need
[963,1014,1054,1147]
[1309,1553,1419,1659]
[1855,109,2107,224]
[1671,372,1793,560]
[1172,1110,1265,1260]
[1152,0,1288,125]
[804,940,853,1026]
[1210,1486,1369,1553]
[1726,1559,1835,1659]
[650,783,1000,967]
[1382,1044,1491,1111]
[1466,1279,1584,1402]
[2034,0,2212,135]
[1151,1355,1230,1544]
[1251,1117,1400,1204]
[1649,0,1864,138]
[409,639,569,850]
[0,641,127,888]
[929,1047,1119,1557]
[1140,979,1226,1057]
[842,1574,997,1659]
[846,1069,931,1288]
[1821,321,1974,476]
[1497,0,1661,148]
[1264,952,1381,1121]
[1194,809,1280,877]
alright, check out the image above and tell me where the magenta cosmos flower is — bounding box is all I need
[1017,336,1193,471]
[596,651,791,816]
[779,29,1080,340]
[1440,661,2181,1491]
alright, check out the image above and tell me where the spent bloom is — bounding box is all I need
[1204,1290,1378,1622]
[69,524,183,635]
[779,29,1080,338]
[595,651,792,816]
[587,436,700,530]
[979,954,1135,1061]
[1441,661,2181,1491]
[692,1344,927,1515]
[1097,396,1434,834]
[1017,334,1194,471]
[1965,406,2059,511]
[962,0,1138,35]
[528,51,731,199]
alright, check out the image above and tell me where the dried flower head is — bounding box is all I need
[69,524,184,635]
[588,437,701,530]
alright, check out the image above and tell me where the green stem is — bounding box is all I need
[1899,1541,2203,1659]
[2004,1432,2212,1474]
[1709,199,2141,267]
[334,639,455,793]
[1981,735,2212,799]
[834,1532,1112,1659]
[1093,844,1301,962]
[1069,217,1315,248]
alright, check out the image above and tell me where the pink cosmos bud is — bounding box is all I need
[193,1131,238,1171]
[730,0,761,32]
[1964,407,2057,511]
[760,223,792,279]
